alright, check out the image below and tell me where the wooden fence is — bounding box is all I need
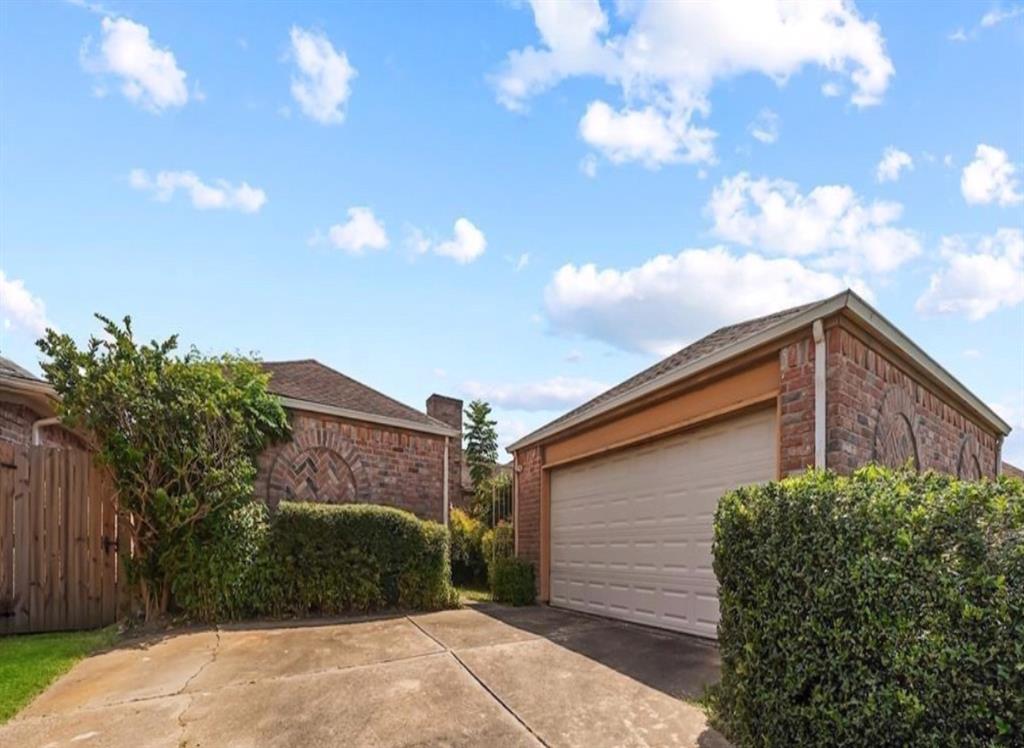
[0,443,119,634]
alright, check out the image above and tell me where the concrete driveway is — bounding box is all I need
[1,603,727,747]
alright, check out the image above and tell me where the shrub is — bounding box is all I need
[713,467,1024,747]
[173,501,457,620]
[482,521,514,586]
[490,557,535,606]
[449,508,487,585]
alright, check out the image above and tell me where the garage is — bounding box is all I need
[548,406,777,638]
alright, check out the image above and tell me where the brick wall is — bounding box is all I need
[426,394,463,517]
[514,445,542,566]
[825,325,999,478]
[0,400,84,449]
[257,409,449,522]
[779,335,816,475]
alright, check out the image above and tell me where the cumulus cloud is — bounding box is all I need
[544,247,864,355]
[410,218,487,264]
[325,207,388,255]
[915,228,1023,320]
[961,144,1023,206]
[876,147,913,182]
[289,26,356,125]
[748,109,780,144]
[80,16,188,112]
[463,376,608,411]
[129,169,267,213]
[494,0,892,168]
[0,270,51,335]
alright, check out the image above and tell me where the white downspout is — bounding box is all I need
[32,416,60,446]
[813,319,826,469]
[442,436,450,525]
[513,454,520,555]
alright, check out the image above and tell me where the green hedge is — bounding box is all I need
[491,557,536,605]
[449,507,488,585]
[713,467,1024,746]
[173,501,457,620]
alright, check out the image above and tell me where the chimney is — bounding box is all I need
[427,394,463,515]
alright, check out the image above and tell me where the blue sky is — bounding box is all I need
[1,1,1022,462]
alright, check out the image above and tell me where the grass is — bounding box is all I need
[456,583,493,603]
[0,626,119,723]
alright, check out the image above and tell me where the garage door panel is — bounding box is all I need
[549,407,776,638]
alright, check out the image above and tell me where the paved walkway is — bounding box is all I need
[1,603,727,747]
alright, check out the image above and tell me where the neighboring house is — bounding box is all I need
[257,360,462,524]
[459,459,513,507]
[507,290,1013,639]
[0,356,83,448]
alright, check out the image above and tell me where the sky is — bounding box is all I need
[1,0,1022,463]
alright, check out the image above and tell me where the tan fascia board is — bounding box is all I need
[508,289,1010,453]
[0,374,58,412]
[278,396,459,437]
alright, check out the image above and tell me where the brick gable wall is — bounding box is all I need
[257,409,449,522]
[779,335,817,475]
[514,445,542,566]
[825,325,999,478]
[0,400,85,449]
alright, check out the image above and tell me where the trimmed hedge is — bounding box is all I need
[713,467,1024,746]
[173,501,457,620]
[491,557,536,606]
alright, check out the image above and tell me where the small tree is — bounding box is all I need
[463,399,498,490]
[38,315,289,621]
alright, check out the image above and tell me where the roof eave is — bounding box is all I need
[508,290,1010,452]
[278,396,459,437]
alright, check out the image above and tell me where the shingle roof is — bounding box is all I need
[0,356,42,382]
[536,301,816,437]
[261,359,443,428]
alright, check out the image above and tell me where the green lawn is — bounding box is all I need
[0,626,119,723]
[456,583,493,603]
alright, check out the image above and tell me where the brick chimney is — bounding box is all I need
[427,394,463,516]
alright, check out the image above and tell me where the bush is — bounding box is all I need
[491,557,536,606]
[449,508,487,585]
[173,501,457,620]
[713,467,1024,747]
[482,521,514,586]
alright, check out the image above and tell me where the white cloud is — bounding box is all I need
[579,153,599,178]
[326,207,388,255]
[433,368,447,379]
[411,218,486,264]
[706,172,921,274]
[544,246,864,355]
[821,81,842,97]
[81,16,188,112]
[993,391,1024,467]
[129,169,267,213]
[876,147,913,182]
[0,270,51,335]
[289,26,356,125]
[494,0,893,167]
[463,376,608,411]
[961,144,1023,206]
[981,5,1024,27]
[748,109,780,144]
[963,348,982,359]
[915,228,1024,320]
[513,253,530,271]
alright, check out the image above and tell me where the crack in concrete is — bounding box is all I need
[179,628,221,695]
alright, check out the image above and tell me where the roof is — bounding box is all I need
[508,290,1011,452]
[1004,462,1024,480]
[262,359,457,436]
[0,356,42,382]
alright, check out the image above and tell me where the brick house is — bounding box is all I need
[506,290,1015,638]
[0,356,84,449]
[257,360,462,524]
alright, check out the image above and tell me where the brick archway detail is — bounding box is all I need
[872,386,919,470]
[956,433,983,480]
[265,427,370,508]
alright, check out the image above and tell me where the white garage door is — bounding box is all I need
[549,406,776,638]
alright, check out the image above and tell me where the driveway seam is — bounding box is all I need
[406,615,549,748]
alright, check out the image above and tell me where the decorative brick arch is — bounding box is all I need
[956,433,983,480]
[264,426,370,508]
[872,386,919,470]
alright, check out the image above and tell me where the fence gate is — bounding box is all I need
[0,443,119,634]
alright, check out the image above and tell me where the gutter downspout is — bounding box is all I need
[513,454,519,555]
[32,416,60,446]
[813,320,826,469]
[443,437,450,526]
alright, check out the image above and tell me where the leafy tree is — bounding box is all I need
[463,399,498,490]
[38,315,289,621]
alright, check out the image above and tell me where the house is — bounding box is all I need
[0,356,83,448]
[256,360,462,524]
[460,459,513,508]
[506,290,1014,639]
